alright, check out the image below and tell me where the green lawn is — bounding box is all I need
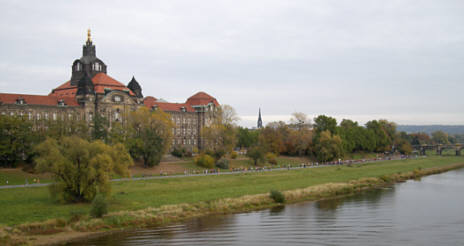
[0,156,463,226]
[0,169,52,186]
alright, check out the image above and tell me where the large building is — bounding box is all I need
[0,30,219,150]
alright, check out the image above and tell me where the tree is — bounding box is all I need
[246,146,266,166]
[289,112,311,130]
[366,120,396,152]
[313,115,337,135]
[258,122,288,154]
[0,115,36,167]
[236,127,259,148]
[35,136,133,202]
[127,107,174,167]
[202,105,238,159]
[92,114,109,141]
[313,130,344,162]
[431,131,449,145]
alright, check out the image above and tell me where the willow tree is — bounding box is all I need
[127,107,174,167]
[35,136,133,202]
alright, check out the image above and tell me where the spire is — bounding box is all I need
[257,108,263,128]
[87,29,92,43]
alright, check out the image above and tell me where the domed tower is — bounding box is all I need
[70,29,107,86]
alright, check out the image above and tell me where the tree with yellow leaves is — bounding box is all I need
[35,136,133,202]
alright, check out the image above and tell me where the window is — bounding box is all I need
[194,139,197,145]
[114,111,120,121]
[1,112,5,115]
[68,113,72,120]
[10,112,14,116]
[53,113,57,120]
[75,63,81,71]
[193,129,197,135]
[89,113,93,121]
[114,95,121,102]
[183,128,186,135]
[44,113,49,120]
[28,112,32,120]
[36,113,40,120]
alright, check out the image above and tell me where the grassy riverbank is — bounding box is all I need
[1,156,464,245]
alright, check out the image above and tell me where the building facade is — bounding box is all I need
[0,31,219,150]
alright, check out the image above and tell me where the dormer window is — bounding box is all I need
[75,62,82,71]
[16,98,25,105]
[58,99,66,106]
[93,62,102,71]
[181,107,186,112]
[152,105,158,111]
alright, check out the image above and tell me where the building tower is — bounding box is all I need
[70,29,107,86]
[257,108,263,128]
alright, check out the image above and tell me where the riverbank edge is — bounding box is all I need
[2,162,464,246]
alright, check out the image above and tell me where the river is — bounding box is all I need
[70,168,464,246]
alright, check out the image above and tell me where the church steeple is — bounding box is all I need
[257,108,263,128]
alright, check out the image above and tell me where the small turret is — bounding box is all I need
[127,76,143,98]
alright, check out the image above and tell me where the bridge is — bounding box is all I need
[413,144,464,156]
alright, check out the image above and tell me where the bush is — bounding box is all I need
[230,151,238,159]
[171,147,192,158]
[194,154,215,168]
[90,194,108,218]
[270,190,285,203]
[215,158,229,169]
[266,152,278,165]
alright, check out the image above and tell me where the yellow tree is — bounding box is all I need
[127,107,174,167]
[35,136,133,202]
[201,105,238,160]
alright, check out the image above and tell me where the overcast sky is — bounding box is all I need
[1,0,463,127]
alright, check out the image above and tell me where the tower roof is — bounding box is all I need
[186,91,219,106]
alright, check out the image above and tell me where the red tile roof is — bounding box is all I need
[186,91,219,106]
[92,73,135,96]
[0,93,79,107]
[50,73,134,97]
[143,98,195,112]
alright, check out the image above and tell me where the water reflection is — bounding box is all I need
[70,169,464,246]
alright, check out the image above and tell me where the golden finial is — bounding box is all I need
[87,29,92,42]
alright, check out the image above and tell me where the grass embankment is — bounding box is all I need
[1,156,463,245]
[0,156,308,185]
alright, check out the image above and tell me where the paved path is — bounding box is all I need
[0,156,416,190]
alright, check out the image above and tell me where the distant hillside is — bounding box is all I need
[397,125,464,135]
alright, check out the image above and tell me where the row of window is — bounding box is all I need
[173,138,197,146]
[74,62,103,72]
[1,111,85,121]
[173,127,197,136]
[173,116,197,126]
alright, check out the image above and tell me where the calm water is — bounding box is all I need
[71,169,464,246]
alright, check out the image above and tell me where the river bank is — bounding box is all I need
[1,156,463,245]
